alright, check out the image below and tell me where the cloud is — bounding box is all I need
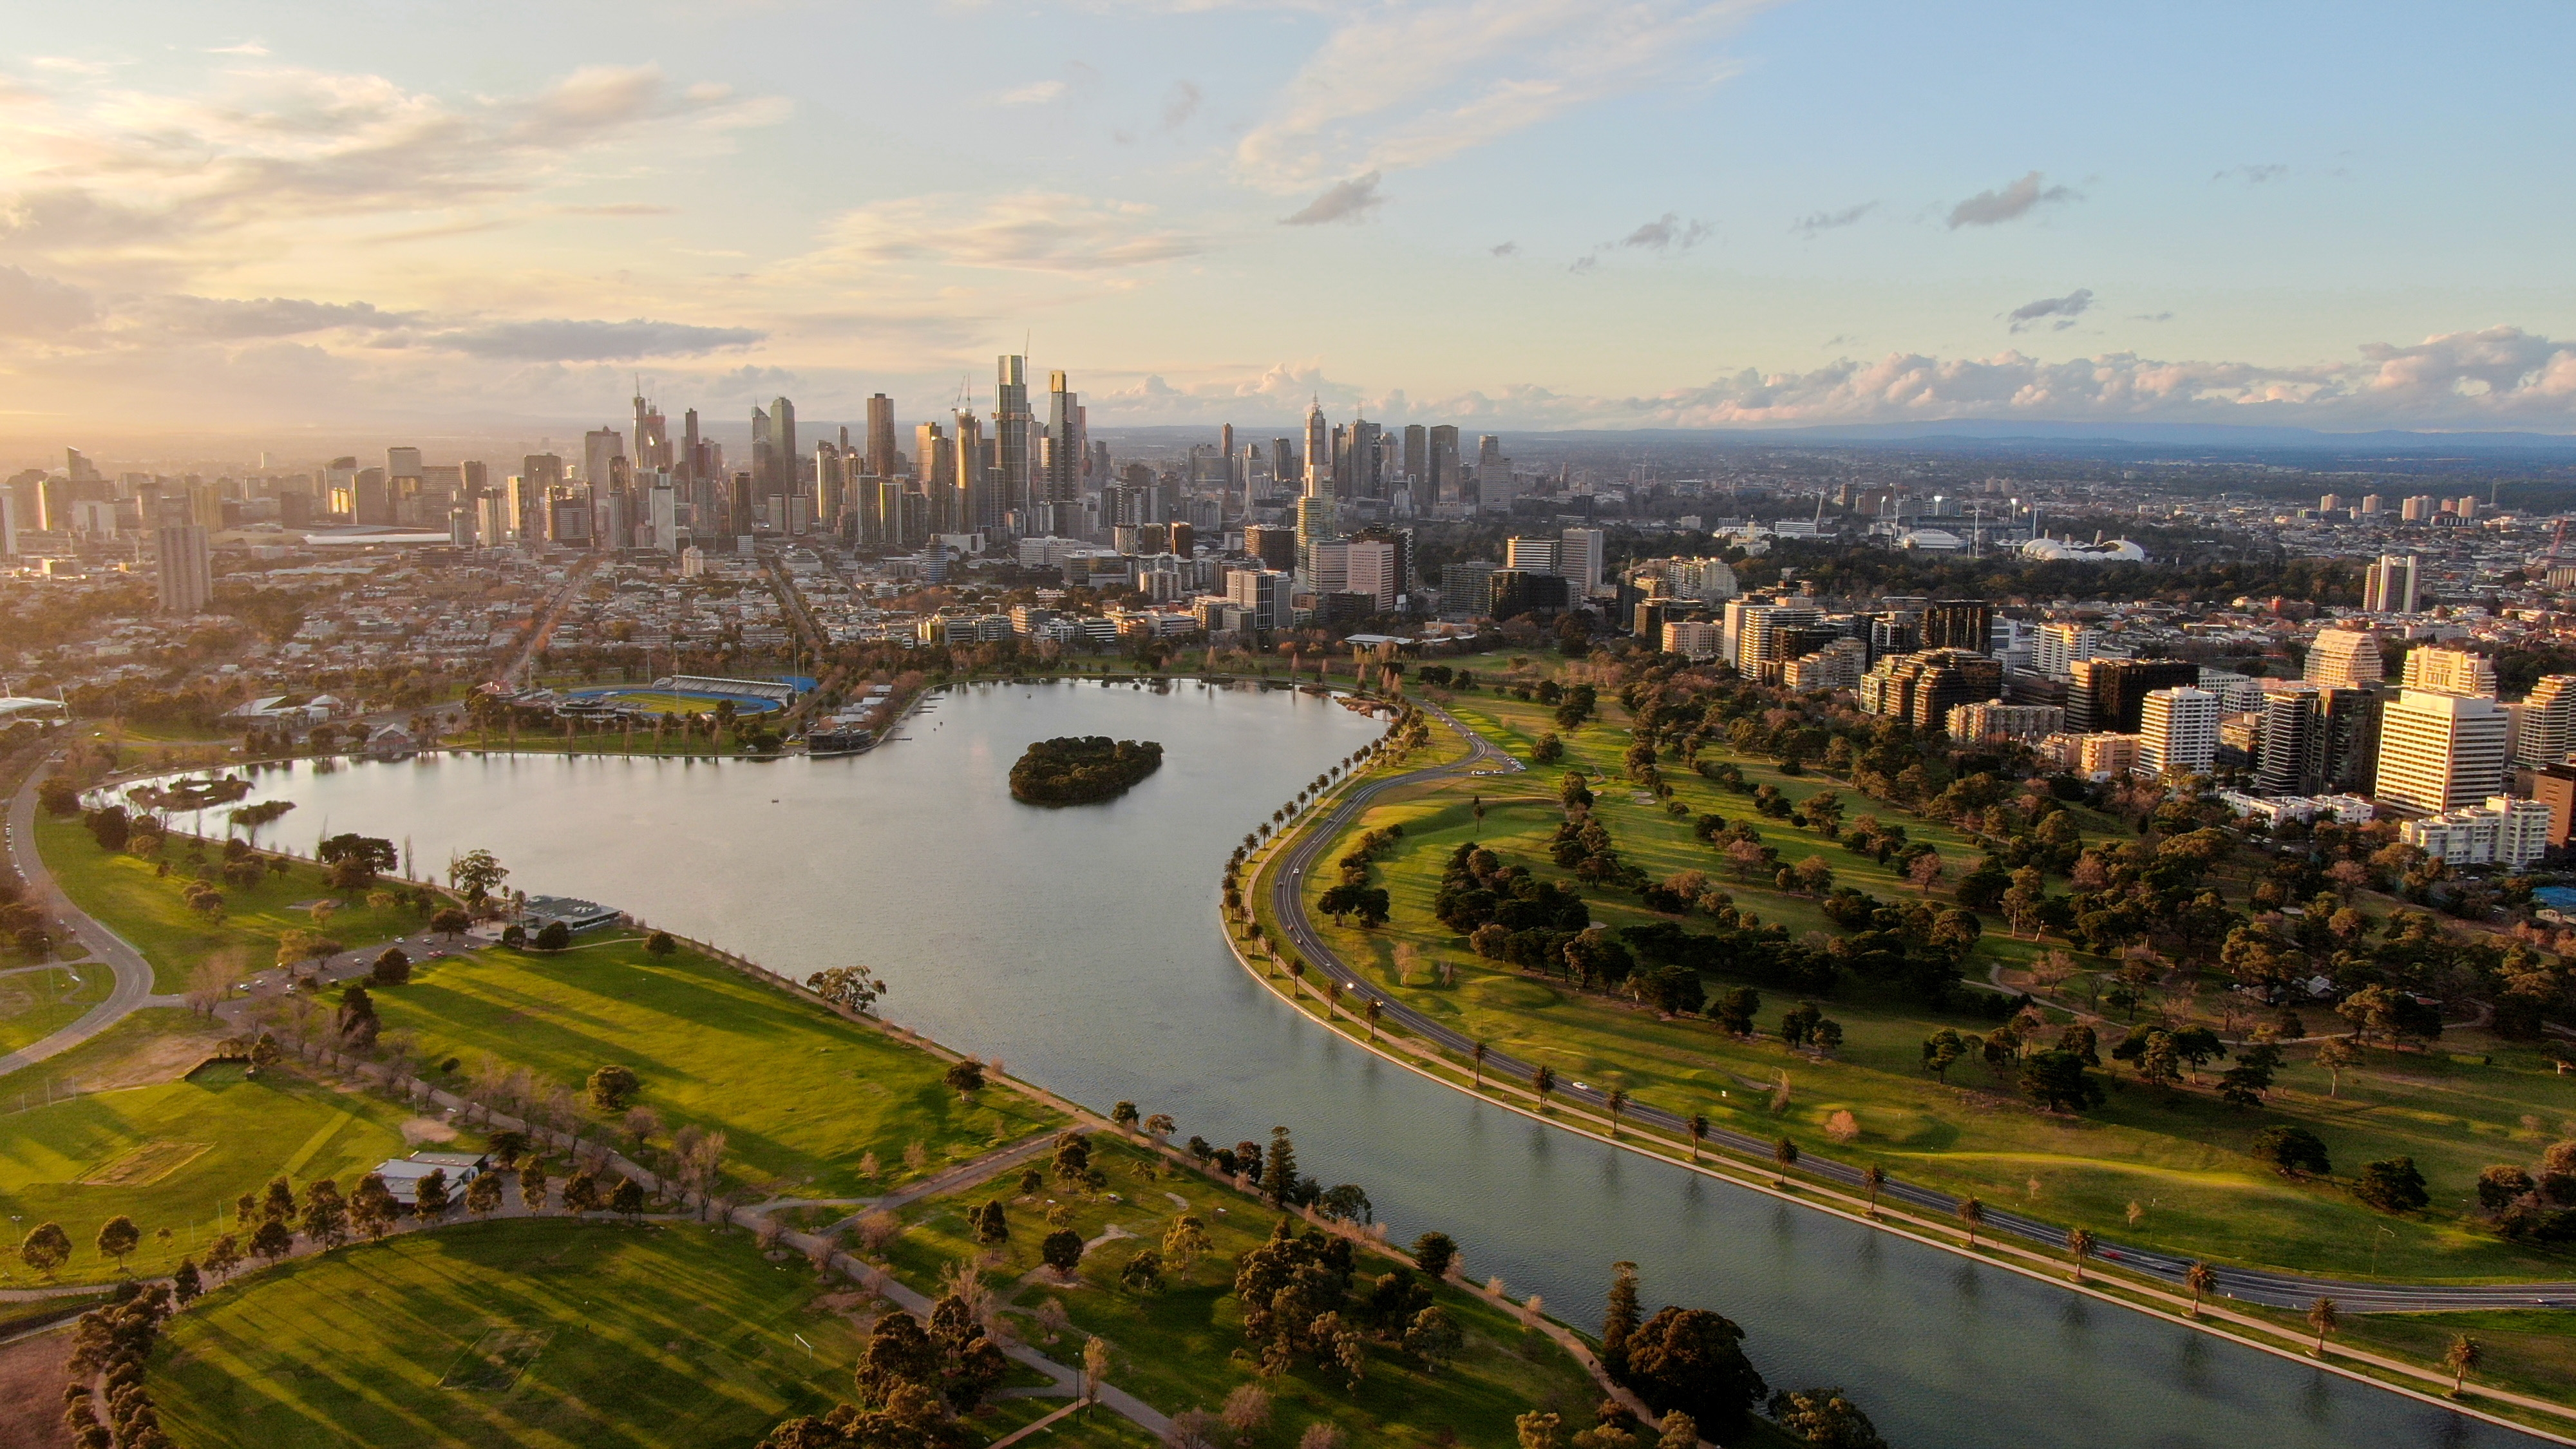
[815,192,1204,272]
[428,318,764,361]
[1791,202,1874,238]
[558,202,678,216]
[1280,172,1385,226]
[0,265,97,336]
[205,41,269,56]
[1161,80,1202,131]
[1490,242,1519,257]
[1947,171,2080,229]
[1568,254,1598,274]
[2006,288,2093,334]
[2214,164,2289,184]
[2132,311,2174,323]
[1620,213,1710,251]
[999,79,1068,106]
[146,294,419,339]
[1233,0,1771,191]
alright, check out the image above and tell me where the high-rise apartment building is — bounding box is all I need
[2139,687,2220,779]
[1736,603,1824,681]
[1858,649,2003,730]
[1504,536,1560,574]
[2400,646,2497,698]
[1226,568,1293,630]
[2362,554,2421,614]
[996,357,1032,520]
[954,410,989,528]
[1302,400,1330,495]
[2067,658,2199,734]
[1045,374,1081,506]
[2376,688,2509,816]
[155,523,211,614]
[1559,529,1605,599]
[2515,675,2576,768]
[1427,426,1460,504]
[1403,425,1427,488]
[769,397,797,495]
[1922,599,1992,654]
[2305,627,2384,688]
[865,394,898,479]
[2034,623,2101,680]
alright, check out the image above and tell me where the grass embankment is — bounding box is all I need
[0,1037,422,1285]
[0,958,111,1054]
[151,1220,868,1449]
[377,937,1065,1199]
[1262,666,2576,1287]
[882,1135,1613,1448]
[33,808,426,992]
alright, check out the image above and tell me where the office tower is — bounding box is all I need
[1269,437,1296,495]
[1441,561,1497,618]
[2516,675,2576,768]
[2139,687,2220,779]
[1220,423,1236,493]
[1488,569,1572,618]
[2034,623,2101,679]
[2376,689,2510,816]
[916,421,952,491]
[815,443,848,527]
[583,428,623,490]
[2359,493,2383,515]
[1348,418,1382,499]
[1045,372,1081,504]
[2400,645,2497,699]
[1302,399,1330,495]
[2362,554,2421,614]
[387,446,422,489]
[1403,425,1427,488]
[1922,599,1992,654]
[1332,538,1399,609]
[680,408,702,482]
[155,523,210,614]
[1226,568,1293,630]
[1294,494,1336,578]
[1428,425,1461,504]
[769,397,797,494]
[2536,764,2576,849]
[996,356,1032,519]
[950,410,989,528]
[2067,658,2199,734]
[1479,434,1502,466]
[632,388,670,471]
[1351,525,1414,604]
[2254,687,2327,796]
[2305,627,2384,688]
[0,488,14,556]
[2401,494,2434,522]
[65,447,100,483]
[353,468,392,526]
[1504,535,1559,574]
[1244,524,1297,572]
[860,393,896,479]
[1559,528,1605,598]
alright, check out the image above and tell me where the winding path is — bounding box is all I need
[1264,702,2576,1315]
[0,761,167,1076]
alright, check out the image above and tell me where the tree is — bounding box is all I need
[303,1178,348,1247]
[1163,1214,1211,1273]
[1688,1113,1709,1164]
[448,848,509,901]
[1603,1261,1642,1377]
[96,1216,141,1272]
[2066,1227,2096,1282]
[1955,1197,1984,1247]
[535,920,571,951]
[370,947,412,987]
[173,1258,204,1307]
[1921,1028,1965,1083]
[1264,1124,1302,1206]
[2357,1157,2430,1213]
[1767,1387,1888,1448]
[562,1170,601,1216]
[1041,1229,1084,1280]
[466,1170,504,1218]
[2184,1262,2217,1318]
[430,908,470,941]
[203,1234,242,1281]
[1117,1247,1164,1294]
[1405,1305,1464,1372]
[415,1168,450,1219]
[972,1200,1010,1246]
[609,1177,647,1219]
[1606,1086,1629,1138]
[1654,1412,1700,1449]
[1223,1384,1276,1441]
[945,1059,986,1098]
[1412,1231,1457,1281]
[806,965,887,1014]
[2307,1296,2339,1357]
[251,1218,294,1262]
[19,1221,71,1278]
[1862,1165,1886,1218]
[588,1064,641,1112]
[2446,1332,2484,1397]
[1618,1306,1767,1435]
[645,930,677,956]
[2250,1126,2331,1179]
[2314,1037,2362,1097]
[1533,1063,1557,1112]
[2020,1050,2105,1113]
[1518,1412,1567,1449]
[1773,1137,1799,1186]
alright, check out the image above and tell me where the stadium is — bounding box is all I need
[558,674,815,718]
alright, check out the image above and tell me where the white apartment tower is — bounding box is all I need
[2304,627,2384,689]
[2138,687,2219,779]
[2376,688,2510,816]
[2515,674,2576,768]
[2034,623,2102,680]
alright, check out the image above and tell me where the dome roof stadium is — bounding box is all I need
[2020,536,2147,564]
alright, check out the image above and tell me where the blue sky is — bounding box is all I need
[5,0,2573,436]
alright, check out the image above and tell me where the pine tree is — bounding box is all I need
[1602,1261,1642,1378]
[1264,1125,1301,1205]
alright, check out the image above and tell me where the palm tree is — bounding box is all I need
[2306,1296,2339,1358]
[1956,1196,1984,1247]
[1286,958,1307,998]
[1605,1087,1628,1139]
[1472,1041,1488,1090]
[1532,1064,1555,1113]
[1862,1164,1886,1218]
[2184,1262,2217,1318]
[1363,998,1383,1042]
[2445,1332,2483,1397]
[1325,979,1343,1019]
[1773,1136,1799,1186]
[1687,1113,1709,1164]
[2067,1227,2096,1282]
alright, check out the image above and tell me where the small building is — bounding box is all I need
[520,895,622,933]
[372,1150,488,1206]
[2401,797,2552,869]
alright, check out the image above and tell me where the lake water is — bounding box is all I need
[214,679,2540,1448]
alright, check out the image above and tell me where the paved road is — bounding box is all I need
[1265,705,2576,1314]
[0,761,168,1077]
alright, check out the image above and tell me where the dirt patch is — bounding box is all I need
[401,1117,460,1146]
[67,1025,227,1094]
[79,1140,212,1186]
[0,1331,73,1449]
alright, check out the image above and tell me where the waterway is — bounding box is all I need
[213,679,2538,1448]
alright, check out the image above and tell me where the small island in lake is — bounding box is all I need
[1009,735,1164,805]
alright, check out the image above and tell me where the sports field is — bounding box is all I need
[564,689,782,715]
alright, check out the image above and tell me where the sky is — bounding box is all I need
[6,0,2576,444]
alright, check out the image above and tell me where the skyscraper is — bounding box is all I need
[680,408,702,483]
[1558,528,1605,598]
[2068,658,2199,734]
[1045,372,1081,504]
[867,394,898,479]
[770,397,797,494]
[2305,627,2384,688]
[1403,424,1428,488]
[2139,687,2220,779]
[954,409,990,529]
[2377,689,2509,816]
[2400,646,2497,699]
[1220,423,1236,494]
[1428,425,1460,504]
[155,522,210,614]
[1348,417,1382,499]
[632,388,671,472]
[1922,599,1992,654]
[996,355,1032,520]
[2254,687,2328,796]
[1303,399,1330,496]
[2517,675,2576,768]
[2034,623,2101,679]
[2363,554,2421,614]
[752,406,774,499]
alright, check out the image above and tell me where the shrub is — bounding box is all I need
[2356,1157,2429,1214]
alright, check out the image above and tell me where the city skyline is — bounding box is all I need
[5,2,2576,439]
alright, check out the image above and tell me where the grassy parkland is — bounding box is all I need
[1246,653,2576,1294]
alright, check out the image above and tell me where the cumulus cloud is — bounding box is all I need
[815,192,1204,271]
[1490,241,1519,257]
[0,264,97,336]
[1233,0,1769,191]
[1620,213,1711,251]
[1791,202,1874,238]
[1280,173,1385,226]
[2005,288,2093,333]
[1947,171,2080,228]
[427,318,764,361]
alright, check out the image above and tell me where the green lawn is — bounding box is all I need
[375,938,1064,1199]
[0,1046,424,1285]
[1273,677,2576,1285]
[882,1135,1607,1447]
[0,958,111,1054]
[151,1220,869,1449]
[34,809,428,992]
